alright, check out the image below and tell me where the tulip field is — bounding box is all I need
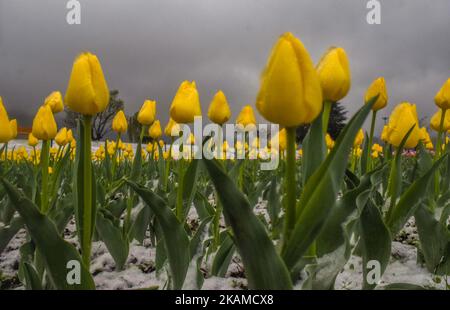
[1,32,450,291]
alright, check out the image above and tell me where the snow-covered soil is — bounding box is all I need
[1,216,446,290]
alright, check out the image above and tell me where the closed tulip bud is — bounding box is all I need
[430,109,450,132]
[365,77,388,111]
[149,120,162,140]
[208,90,231,125]
[170,81,202,123]
[65,52,110,115]
[55,127,70,146]
[372,143,383,153]
[385,102,422,148]
[325,133,335,149]
[112,110,128,134]
[44,91,64,114]
[236,105,257,127]
[67,129,74,143]
[317,47,351,102]
[32,105,57,140]
[353,129,364,148]
[256,32,323,127]
[164,117,180,137]
[434,78,450,110]
[9,119,18,140]
[271,128,287,151]
[381,125,389,142]
[419,127,433,146]
[0,97,13,143]
[137,100,157,126]
[28,133,39,147]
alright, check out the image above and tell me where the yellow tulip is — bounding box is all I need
[0,97,13,143]
[149,120,162,140]
[325,133,335,149]
[435,78,450,110]
[372,143,383,153]
[236,105,256,127]
[365,77,388,111]
[207,90,231,125]
[67,129,74,143]
[164,117,180,137]
[353,129,364,148]
[137,100,157,126]
[32,105,57,140]
[316,47,351,102]
[65,52,110,115]
[170,81,201,123]
[28,133,39,147]
[9,119,18,140]
[430,109,450,132]
[381,125,389,142]
[385,102,422,148]
[256,32,323,127]
[55,127,70,146]
[44,91,64,114]
[419,127,433,147]
[271,128,287,151]
[112,110,128,134]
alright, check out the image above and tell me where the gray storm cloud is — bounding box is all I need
[0,0,449,136]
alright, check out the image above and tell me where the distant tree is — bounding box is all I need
[64,90,124,140]
[296,102,348,143]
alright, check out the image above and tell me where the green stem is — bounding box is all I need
[283,127,297,244]
[111,135,121,178]
[82,115,93,266]
[40,140,50,213]
[176,159,185,221]
[322,100,333,134]
[366,111,377,171]
[436,109,447,159]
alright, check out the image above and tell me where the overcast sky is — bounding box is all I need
[0,0,449,135]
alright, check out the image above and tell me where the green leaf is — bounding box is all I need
[202,158,292,289]
[127,180,190,289]
[415,203,450,275]
[96,209,129,270]
[0,216,23,254]
[22,262,43,290]
[386,155,448,235]
[281,97,376,271]
[316,167,385,256]
[182,160,200,218]
[359,200,392,289]
[1,178,95,290]
[301,114,326,186]
[211,232,235,277]
[128,203,151,244]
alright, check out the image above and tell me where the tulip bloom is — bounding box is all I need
[256,32,322,127]
[430,109,450,132]
[170,81,201,124]
[0,97,13,143]
[208,90,231,125]
[44,91,64,114]
[28,133,39,147]
[164,117,180,137]
[316,47,351,103]
[353,129,364,148]
[32,105,57,141]
[55,127,71,146]
[9,119,18,140]
[236,105,257,127]
[149,120,162,140]
[384,102,422,148]
[365,77,388,111]
[137,100,157,126]
[435,78,450,110]
[65,52,110,116]
[112,110,128,134]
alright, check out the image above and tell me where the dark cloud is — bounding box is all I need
[0,0,449,135]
